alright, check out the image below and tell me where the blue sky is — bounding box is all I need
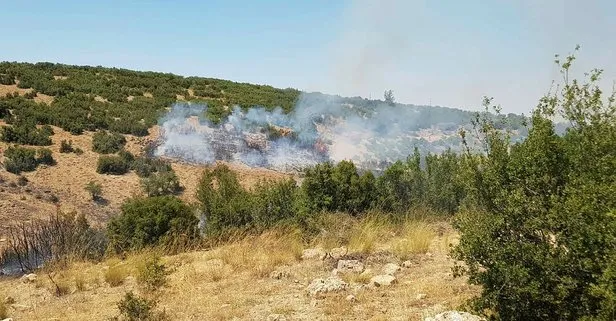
[2,0,615,114]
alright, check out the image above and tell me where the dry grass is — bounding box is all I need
[0,217,478,320]
[348,214,392,254]
[0,297,7,319]
[392,221,436,259]
[104,263,130,287]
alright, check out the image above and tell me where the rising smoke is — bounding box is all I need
[154,93,463,172]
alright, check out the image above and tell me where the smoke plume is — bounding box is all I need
[154,94,464,172]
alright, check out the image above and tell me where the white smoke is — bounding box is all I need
[154,94,467,172]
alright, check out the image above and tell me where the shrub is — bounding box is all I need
[0,123,52,146]
[107,196,199,252]
[3,145,37,174]
[104,265,129,287]
[36,148,55,165]
[59,139,75,153]
[114,291,168,321]
[453,52,616,320]
[118,149,135,164]
[91,131,126,154]
[132,157,172,178]
[137,256,169,292]
[96,155,129,175]
[141,170,182,197]
[85,181,103,201]
[17,175,28,186]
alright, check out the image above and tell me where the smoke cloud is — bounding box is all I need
[154,94,466,172]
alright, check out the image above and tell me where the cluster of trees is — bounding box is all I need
[0,122,53,146]
[91,131,126,154]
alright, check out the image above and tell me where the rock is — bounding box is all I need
[424,311,485,321]
[4,296,15,304]
[370,274,397,287]
[2,318,14,321]
[269,270,290,280]
[329,247,348,259]
[331,269,339,276]
[382,263,401,275]
[337,260,364,273]
[416,293,427,300]
[302,248,326,260]
[267,314,287,321]
[402,260,413,268]
[345,294,357,302]
[21,273,37,283]
[306,276,348,296]
[360,268,373,278]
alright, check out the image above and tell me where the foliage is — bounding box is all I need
[136,255,169,292]
[384,89,395,106]
[96,155,129,175]
[92,131,126,154]
[107,196,199,252]
[0,123,52,146]
[0,212,107,271]
[132,157,172,178]
[36,148,55,165]
[85,181,103,201]
[141,170,182,197]
[3,145,38,174]
[453,50,616,320]
[113,291,169,321]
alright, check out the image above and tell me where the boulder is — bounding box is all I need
[306,276,348,296]
[382,263,401,275]
[301,248,326,260]
[329,247,348,259]
[424,311,485,321]
[269,270,291,280]
[402,260,413,268]
[337,260,364,273]
[21,273,37,283]
[370,274,397,287]
[346,294,357,302]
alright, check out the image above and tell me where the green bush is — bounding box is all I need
[91,131,126,154]
[132,157,172,178]
[3,145,38,174]
[452,52,616,320]
[113,291,168,321]
[0,123,52,146]
[96,155,129,175]
[137,256,169,292]
[85,181,103,201]
[107,196,199,252]
[141,170,182,197]
[36,148,55,165]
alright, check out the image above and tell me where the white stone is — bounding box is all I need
[416,293,427,300]
[402,260,413,268]
[301,248,326,260]
[382,263,401,275]
[424,311,485,321]
[370,274,397,287]
[337,260,365,273]
[21,273,37,283]
[345,294,357,302]
[306,276,348,296]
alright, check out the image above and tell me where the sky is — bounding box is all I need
[1,0,615,114]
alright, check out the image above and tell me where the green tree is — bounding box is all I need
[85,181,103,201]
[107,196,198,252]
[453,50,616,320]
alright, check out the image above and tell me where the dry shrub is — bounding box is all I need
[218,227,303,279]
[348,214,392,254]
[105,264,129,287]
[392,221,435,259]
[0,298,7,319]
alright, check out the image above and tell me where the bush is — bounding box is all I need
[91,131,126,154]
[452,53,616,320]
[3,145,37,174]
[141,170,182,197]
[85,181,103,201]
[107,196,199,252]
[137,256,169,292]
[0,123,52,146]
[96,155,129,175]
[113,292,168,321]
[132,157,172,178]
[118,149,135,164]
[59,139,74,153]
[104,265,129,287]
[36,148,55,165]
